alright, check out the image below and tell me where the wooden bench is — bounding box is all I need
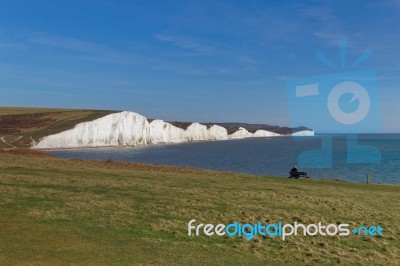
[289,170,308,179]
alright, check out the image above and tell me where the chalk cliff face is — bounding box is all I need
[253,130,282,137]
[149,120,184,144]
[32,111,312,149]
[33,112,229,149]
[33,112,152,149]
[227,128,283,139]
[184,123,211,141]
[228,127,253,139]
[183,123,228,141]
[291,130,315,136]
[208,125,228,140]
[148,121,228,143]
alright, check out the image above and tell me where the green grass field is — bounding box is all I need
[0,149,399,265]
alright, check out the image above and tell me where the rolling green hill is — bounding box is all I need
[0,107,118,148]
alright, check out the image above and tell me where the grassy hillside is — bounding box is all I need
[0,150,398,265]
[0,107,118,148]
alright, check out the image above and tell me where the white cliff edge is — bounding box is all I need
[32,111,312,149]
[33,111,230,149]
[253,130,282,137]
[228,127,253,139]
[149,119,184,144]
[290,130,315,136]
[227,127,282,139]
[33,111,152,149]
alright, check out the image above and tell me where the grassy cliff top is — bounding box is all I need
[0,150,398,265]
[0,107,118,148]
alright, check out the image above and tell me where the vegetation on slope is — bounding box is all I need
[0,107,118,148]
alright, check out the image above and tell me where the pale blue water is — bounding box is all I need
[48,134,400,184]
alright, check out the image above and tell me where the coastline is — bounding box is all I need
[32,135,288,151]
[36,139,400,185]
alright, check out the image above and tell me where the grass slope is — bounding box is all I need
[0,150,399,265]
[0,107,118,148]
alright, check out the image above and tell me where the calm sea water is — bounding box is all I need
[48,134,400,184]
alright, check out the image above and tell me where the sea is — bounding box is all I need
[48,134,400,184]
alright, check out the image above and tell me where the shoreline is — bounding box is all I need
[30,135,293,151]
[34,132,400,152]
[6,148,397,186]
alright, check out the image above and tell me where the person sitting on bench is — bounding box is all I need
[289,166,308,178]
[291,166,298,173]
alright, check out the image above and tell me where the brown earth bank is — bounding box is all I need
[0,107,118,148]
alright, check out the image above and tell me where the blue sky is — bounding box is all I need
[0,0,399,132]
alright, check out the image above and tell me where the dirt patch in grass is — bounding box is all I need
[0,113,57,134]
[0,107,119,147]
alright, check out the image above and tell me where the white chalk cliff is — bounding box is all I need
[33,111,230,149]
[32,111,312,149]
[253,130,282,137]
[34,112,152,149]
[227,127,283,139]
[291,130,315,136]
[228,127,253,139]
[184,123,226,141]
[149,120,184,144]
